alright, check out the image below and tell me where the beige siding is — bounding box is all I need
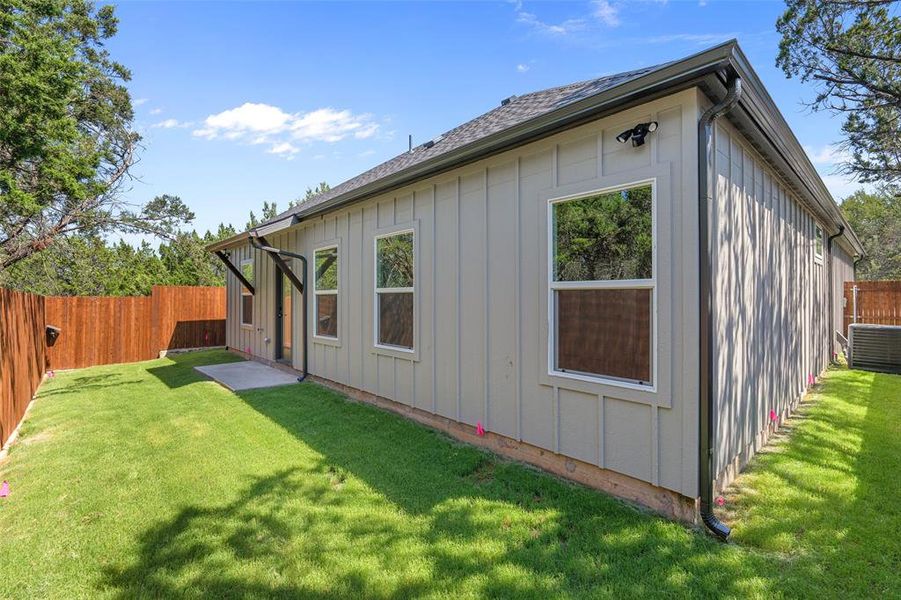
[225,89,702,497]
[710,116,844,485]
[831,243,855,350]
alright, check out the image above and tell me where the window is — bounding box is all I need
[240,258,254,327]
[314,245,339,338]
[375,230,414,350]
[814,226,824,263]
[549,182,655,386]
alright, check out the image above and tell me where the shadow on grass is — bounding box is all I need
[100,363,775,598]
[723,366,901,596]
[37,373,146,398]
[146,350,244,389]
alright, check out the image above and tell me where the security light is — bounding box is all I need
[616,128,633,144]
[615,121,659,147]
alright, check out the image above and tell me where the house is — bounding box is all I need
[208,41,863,538]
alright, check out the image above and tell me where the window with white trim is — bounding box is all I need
[375,230,414,350]
[314,245,339,338]
[240,258,254,327]
[814,225,824,263]
[549,182,655,386]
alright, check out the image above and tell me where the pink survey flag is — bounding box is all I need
[769,409,777,422]
[0,481,9,498]
[476,421,485,437]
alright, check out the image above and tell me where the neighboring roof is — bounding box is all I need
[209,40,863,256]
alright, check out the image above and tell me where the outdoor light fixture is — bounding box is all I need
[616,121,659,147]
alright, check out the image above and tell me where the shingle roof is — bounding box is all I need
[266,61,672,225]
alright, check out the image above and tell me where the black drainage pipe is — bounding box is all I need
[698,76,742,541]
[249,236,309,382]
[826,225,845,360]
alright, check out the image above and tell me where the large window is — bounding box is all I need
[375,230,414,350]
[240,258,254,327]
[549,182,655,386]
[314,245,339,339]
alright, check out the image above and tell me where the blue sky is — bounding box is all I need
[111,0,860,236]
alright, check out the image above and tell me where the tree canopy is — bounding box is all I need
[776,0,901,190]
[841,189,901,279]
[0,0,192,270]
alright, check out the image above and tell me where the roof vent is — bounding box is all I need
[423,134,444,150]
[501,95,517,106]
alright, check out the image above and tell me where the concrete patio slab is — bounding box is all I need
[195,360,299,391]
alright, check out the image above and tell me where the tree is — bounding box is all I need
[776,1,901,189]
[0,1,193,270]
[0,234,168,296]
[158,225,237,287]
[245,182,330,230]
[841,189,901,279]
[298,181,331,204]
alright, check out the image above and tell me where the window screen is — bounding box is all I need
[314,246,339,338]
[375,231,414,350]
[550,184,654,385]
[814,226,824,261]
[240,259,254,326]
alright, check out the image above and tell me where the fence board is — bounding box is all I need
[843,281,901,336]
[44,286,225,370]
[152,286,226,351]
[0,289,47,448]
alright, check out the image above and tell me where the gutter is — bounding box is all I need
[698,76,743,540]
[248,235,310,383]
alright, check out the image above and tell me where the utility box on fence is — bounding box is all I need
[848,324,901,374]
[45,325,61,347]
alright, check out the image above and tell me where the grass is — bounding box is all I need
[0,351,897,598]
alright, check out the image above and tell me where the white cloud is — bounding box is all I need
[803,144,851,165]
[358,149,376,158]
[516,63,530,73]
[149,108,163,115]
[194,103,293,139]
[643,32,738,45]
[133,98,148,106]
[591,0,620,26]
[512,0,586,35]
[192,103,378,159]
[152,118,192,129]
[820,173,866,202]
[267,142,300,159]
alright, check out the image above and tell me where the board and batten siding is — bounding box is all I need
[831,243,854,350]
[709,114,854,487]
[224,89,703,498]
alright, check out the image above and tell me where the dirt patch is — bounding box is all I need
[20,429,54,446]
[466,459,496,485]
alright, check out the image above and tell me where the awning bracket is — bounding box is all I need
[215,250,255,295]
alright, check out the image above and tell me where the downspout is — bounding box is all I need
[249,236,309,382]
[826,225,845,359]
[698,76,742,540]
[853,255,863,282]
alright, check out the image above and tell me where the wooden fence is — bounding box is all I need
[0,288,47,448]
[0,285,225,448]
[843,280,901,336]
[45,286,226,370]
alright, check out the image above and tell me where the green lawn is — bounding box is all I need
[0,351,897,598]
